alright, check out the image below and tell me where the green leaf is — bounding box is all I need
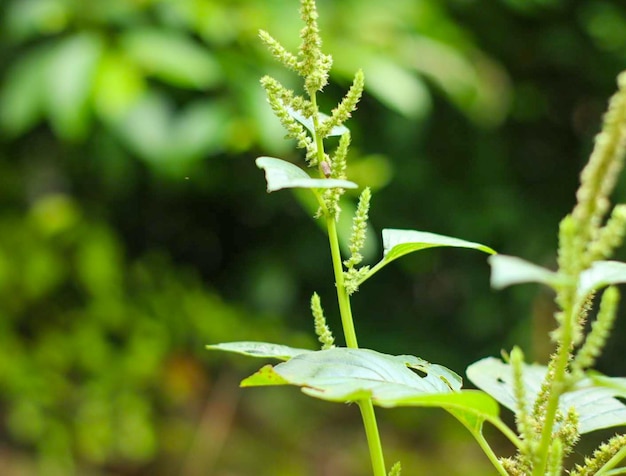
[121,29,221,89]
[206,341,312,361]
[238,347,461,404]
[488,254,562,290]
[240,364,291,386]
[467,357,626,434]
[357,229,495,285]
[578,260,626,299]
[287,106,349,137]
[256,156,357,192]
[382,229,496,261]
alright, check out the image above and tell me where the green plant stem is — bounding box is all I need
[597,446,626,475]
[326,215,359,348]
[472,431,509,476]
[359,399,388,476]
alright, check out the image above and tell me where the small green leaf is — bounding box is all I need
[489,254,563,290]
[287,106,349,137]
[241,364,291,387]
[578,260,626,299]
[357,229,495,285]
[256,156,357,192]
[207,341,312,361]
[467,357,626,434]
[237,347,461,404]
[382,229,496,263]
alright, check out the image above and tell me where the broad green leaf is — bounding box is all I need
[45,33,104,140]
[467,357,626,434]
[578,260,626,299]
[121,29,221,89]
[206,341,312,361]
[256,157,357,192]
[287,106,349,137]
[239,347,461,404]
[488,254,562,290]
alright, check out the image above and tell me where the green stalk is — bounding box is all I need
[326,215,359,348]
[359,399,388,476]
[311,92,386,476]
[597,446,626,475]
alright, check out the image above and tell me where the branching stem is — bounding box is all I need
[312,92,386,476]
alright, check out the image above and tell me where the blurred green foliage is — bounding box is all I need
[1,0,626,474]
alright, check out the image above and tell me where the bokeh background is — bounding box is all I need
[2,0,626,474]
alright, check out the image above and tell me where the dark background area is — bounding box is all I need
[1,0,626,474]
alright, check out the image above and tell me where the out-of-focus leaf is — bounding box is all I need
[0,46,51,137]
[362,56,432,119]
[121,29,221,89]
[256,156,358,192]
[169,100,227,161]
[115,93,227,168]
[207,342,312,361]
[45,33,104,140]
[402,37,510,127]
[4,0,69,41]
[488,254,562,290]
[467,357,626,434]
[93,51,146,122]
[577,260,626,299]
[116,92,169,159]
[240,347,461,403]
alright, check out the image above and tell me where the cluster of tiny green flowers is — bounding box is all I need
[570,434,626,476]
[565,71,626,272]
[259,0,365,218]
[587,204,626,261]
[571,286,620,379]
[554,407,580,458]
[318,70,365,138]
[260,76,316,161]
[387,462,402,476]
[321,132,351,217]
[343,187,372,295]
[258,0,331,95]
[311,292,335,350]
[511,348,534,454]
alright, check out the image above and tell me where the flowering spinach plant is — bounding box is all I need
[210,1,626,474]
